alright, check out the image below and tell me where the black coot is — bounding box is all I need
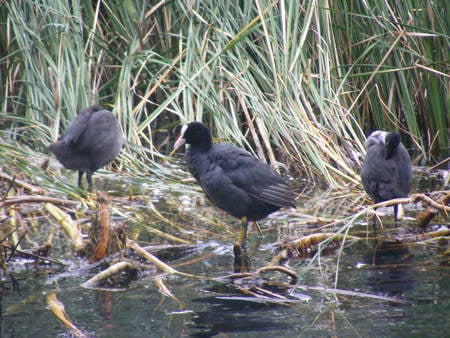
[48,106,123,189]
[173,122,295,248]
[360,130,412,218]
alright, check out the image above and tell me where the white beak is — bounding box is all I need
[169,125,188,156]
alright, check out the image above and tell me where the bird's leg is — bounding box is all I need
[86,171,93,191]
[393,204,399,226]
[233,216,251,272]
[370,208,378,234]
[78,171,84,188]
[235,216,248,249]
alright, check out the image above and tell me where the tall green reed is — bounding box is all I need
[0,0,447,187]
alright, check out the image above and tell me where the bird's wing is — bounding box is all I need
[62,110,93,144]
[62,106,105,145]
[361,148,396,201]
[252,182,296,207]
[211,144,295,207]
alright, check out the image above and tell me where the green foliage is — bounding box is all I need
[0,0,448,186]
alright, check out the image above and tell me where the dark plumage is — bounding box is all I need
[360,130,412,218]
[48,106,123,189]
[173,122,295,248]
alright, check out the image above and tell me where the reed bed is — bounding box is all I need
[0,0,447,187]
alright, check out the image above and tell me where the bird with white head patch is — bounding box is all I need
[361,130,412,220]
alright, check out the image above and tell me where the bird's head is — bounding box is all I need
[384,132,401,159]
[171,122,212,155]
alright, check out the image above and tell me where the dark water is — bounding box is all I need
[1,172,449,337]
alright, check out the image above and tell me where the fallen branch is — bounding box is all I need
[81,261,139,289]
[0,172,44,194]
[126,239,196,278]
[370,193,450,213]
[411,192,450,212]
[0,195,78,207]
[271,233,359,264]
[256,265,298,284]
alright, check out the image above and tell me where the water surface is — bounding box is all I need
[1,171,449,337]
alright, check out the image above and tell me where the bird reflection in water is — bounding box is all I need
[364,240,413,297]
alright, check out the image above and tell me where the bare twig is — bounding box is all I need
[429,157,449,171]
[0,242,65,266]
